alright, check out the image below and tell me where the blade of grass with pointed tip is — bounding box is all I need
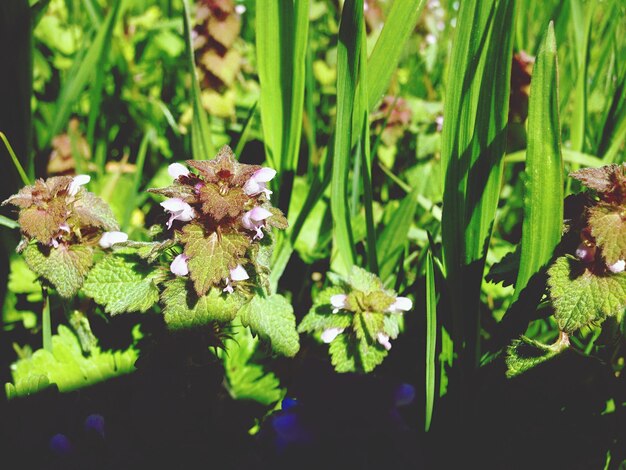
[366,0,425,110]
[513,22,563,302]
[331,0,363,274]
[256,0,309,209]
[46,0,123,148]
[440,0,515,369]
[182,0,213,160]
[425,246,437,432]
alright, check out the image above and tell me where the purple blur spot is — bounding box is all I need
[84,414,105,438]
[394,383,416,407]
[281,398,298,411]
[49,433,73,456]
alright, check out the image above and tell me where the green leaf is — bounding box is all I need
[548,256,626,333]
[514,22,563,302]
[440,0,515,367]
[376,187,419,283]
[588,203,626,265]
[23,243,93,298]
[112,239,174,263]
[180,223,249,296]
[425,249,437,432]
[366,0,425,109]
[239,294,300,357]
[161,278,245,330]
[256,0,308,204]
[328,333,387,373]
[46,0,123,146]
[298,286,352,333]
[71,190,119,231]
[348,265,383,294]
[353,311,384,342]
[505,336,568,378]
[7,325,138,397]
[331,0,363,273]
[220,323,283,406]
[82,255,160,315]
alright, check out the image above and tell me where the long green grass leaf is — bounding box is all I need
[425,246,437,432]
[256,0,309,208]
[513,22,563,301]
[331,0,363,274]
[182,0,214,160]
[367,0,425,110]
[46,0,123,148]
[440,0,516,367]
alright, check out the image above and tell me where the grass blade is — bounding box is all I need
[440,0,515,368]
[46,0,123,148]
[182,0,214,160]
[425,246,437,432]
[513,22,563,301]
[367,0,425,110]
[331,0,364,274]
[256,0,309,209]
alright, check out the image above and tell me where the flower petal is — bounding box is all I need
[249,206,273,222]
[330,294,347,310]
[168,162,190,179]
[608,259,626,274]
[160,197,187,212]
[321,327,344,344]
[170,253,189,276]
[377,332,392,350]
[68,174,91,196]
[99,231,129,248]
[252,167,277,183]
[388,296,412,313]
[230,264,249,281]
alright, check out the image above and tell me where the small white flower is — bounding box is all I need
[223,264,249,293]
[387,296,412,313]
[168,163,190,179]
[330,294,348,313]
[321,327,344,344]
[243,167,277,198]
[99,231,128,249]
[170,253,189,276]
[160,198,195,229]
[377,332,392,351]
[242,206,273,240]
[68,174,90,196]
[608,259,626,274]
[235,4,246,14]
[59,224,70,233]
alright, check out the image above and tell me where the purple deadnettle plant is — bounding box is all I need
[2,174,121,297]
[148,145,288,330]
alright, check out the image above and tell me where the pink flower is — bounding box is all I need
[170,253,189,276]
[160,198,195,229]
[321,327,344,343]
[223,264,249,293]
[377,332,392,351]
[576,243,595,263]
[99,231,128,249]
[243,168,276,198]
[330,294,347,313]
[68,174,90,196]
[168,163,190,179]
[386,296,412,313]
[242,206,273,240]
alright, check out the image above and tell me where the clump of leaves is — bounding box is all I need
[508,164,626,376]
[2,175,120,297]
[299,266,412,373]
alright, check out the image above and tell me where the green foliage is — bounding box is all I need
[548,256,626,333]
[181,223,249,296]
[6,325,138,398]
[83,254,160,314]
[505,335,569,378]
[161,278,246,329]
[514,22,563,301]
[329,332,387,374]
[239,294,300,357]
[220,324,283,406]
[23,242,93,298]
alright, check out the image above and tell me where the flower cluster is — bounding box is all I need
[299,266,413,373]
[568,164,626,274]
[149,145,287,297]
[2,175,123,250]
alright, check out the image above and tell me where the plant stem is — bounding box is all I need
[41,284,52,353]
